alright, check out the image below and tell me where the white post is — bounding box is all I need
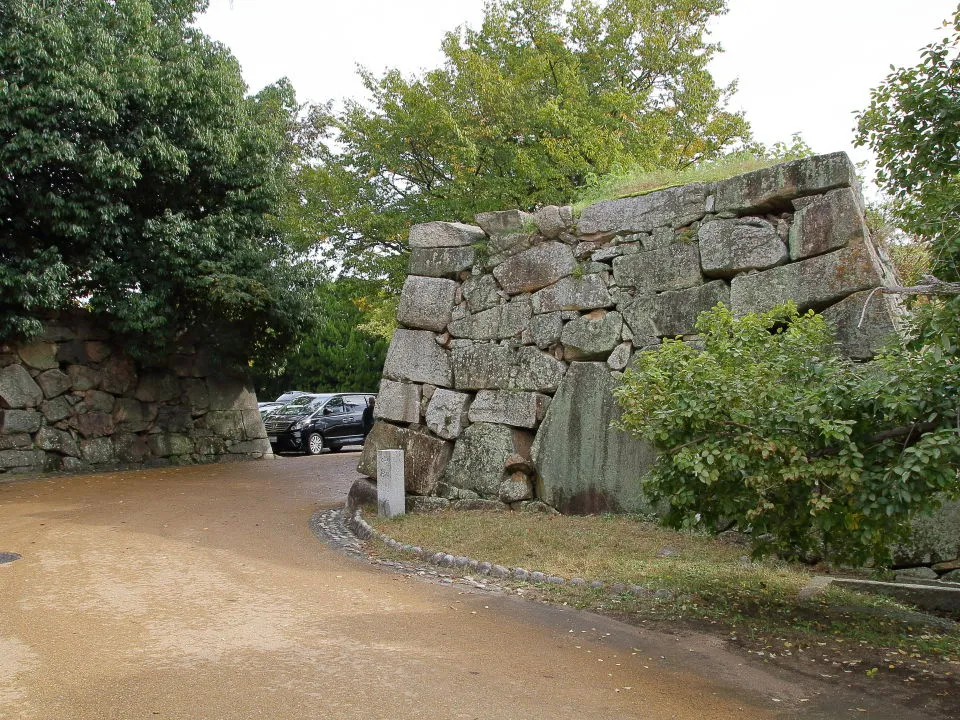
[377,449,406,518]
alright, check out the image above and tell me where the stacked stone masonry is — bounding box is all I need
[360,153,905,517]
[0,312,271,475]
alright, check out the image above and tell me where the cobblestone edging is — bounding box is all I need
[339,508,678,601]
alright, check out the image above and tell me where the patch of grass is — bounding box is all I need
[368,511,960,670]
[571,142,813,213]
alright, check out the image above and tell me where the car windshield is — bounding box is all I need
[272,394,334,417]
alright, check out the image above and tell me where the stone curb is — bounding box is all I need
[342,508,674,601]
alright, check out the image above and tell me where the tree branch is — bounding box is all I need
[857,276,960,328]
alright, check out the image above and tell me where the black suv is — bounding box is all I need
[264,393,376,455]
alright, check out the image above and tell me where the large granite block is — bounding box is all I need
[408,246,476,278]
[409,221,485,248]
[530,274,613,313]
[789,187,868,260]
[396,275,457,332]
[374,379,422,424]
[357,422,453,496]
[698,218,788,278]
[425,388,471,439]
[714,152,857,213]
[577,183,708,235]
[532,362,658,514]
[612,243,703,294]
[383,329,452,387]
[561,311,624,360]
[821,290,901,360]
[440,422,533,498]
[492,242,576,294]
[452,343,515,390]
[730,244,886,315]
[653,281,730,337]
[467,390,550,429]
[0,364,43,409]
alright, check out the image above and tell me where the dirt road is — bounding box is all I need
[0,455,930,719]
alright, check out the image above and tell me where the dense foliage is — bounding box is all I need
[856,5,960,353]
[295,0,750,287]
[0,0,318,365]
[252,280,389,399]
[615,304,960,566]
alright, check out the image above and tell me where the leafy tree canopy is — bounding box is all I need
[0,0,319,366]
[295,0,750,287]
[252,279,389,399]
[615,304,960,567]
[856,5,960,352]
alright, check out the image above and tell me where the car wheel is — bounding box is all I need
[304,432,325,455]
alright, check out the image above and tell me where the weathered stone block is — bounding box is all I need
[0,409,42,435]
[113,433,150,463]
[474,209,531,237]
[618,296,658,343]
[530,274,613,313]
[607,342,633,370]
[40,396,71,423]
[408,246,476,278]
[730,244,886,315]
[383,329,453,387]
[0,433,31,450]
[36,369,71,399]
[653,280,730,337]
[452,343,514,390]
[440,422,533,498]
[461,274,501,313]
[113,398,150,432]
[156,406,193,433]
[84,341,111,363]
[0,364,43,408]
[532,362,659,514]
[34,426,79,457]
[492,242,576,295]
[78,389,116,414]
[425,388,471,440]
[714,152,857,213]
[789,187,868,260]
[17,342,59,370]
[74,412,114,438]
[0,449,45,469]
[202,410,242,437]
[577,183,708,235]
[206,376,258,411]
[374,379,422,424]
[182,378,209,410]
[500,472,534,503]
[409,221,485,248]
[148,433,195,458]
[135,371,180,403]
[500,298,532,338]
[240,409,267,440]
[397,275,458,332]
[99,356,137,395]
[80,436,114,464]
[357,422,453,496]
[227,438,272,455]
[448,305,503,340]
[530,312,563,348]
[822,290,900,360]
[513,346,566,393]
[67,364,101,392]
[612,243,703,294]
[561,310,624,361]
[698,218,788,278]
[467,390,550,429]
[534,205,565,238]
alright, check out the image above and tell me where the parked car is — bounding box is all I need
[257,401,283,418]
[263,393,376,454]
[273,390,309,404]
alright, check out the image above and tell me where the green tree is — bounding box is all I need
[855,5,960,352]
[615,304,960,566]
[296,0,750,287]
[0,0,318,365]
[253,279,389,399]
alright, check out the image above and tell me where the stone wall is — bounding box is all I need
[359,152,903,514]
[0,311,271,475]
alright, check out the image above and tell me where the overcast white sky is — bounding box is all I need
[196,0,957,175]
